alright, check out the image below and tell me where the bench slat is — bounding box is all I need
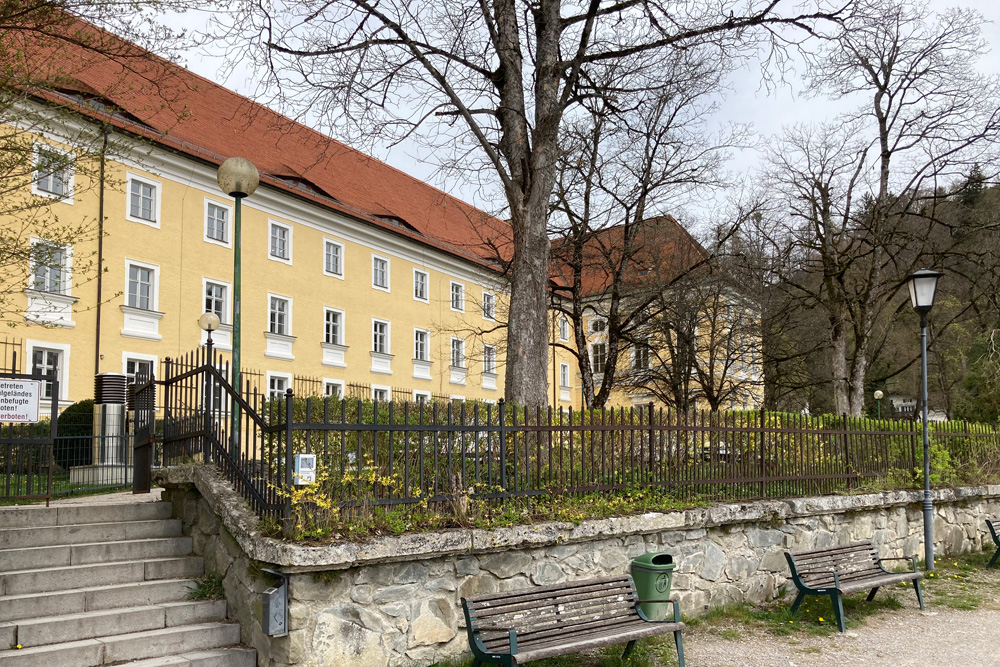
[512,619,681,664]
[480,607,641,649]
[466,574,632,604]
[470,582,635,620]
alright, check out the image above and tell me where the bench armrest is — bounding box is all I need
[471,626,518,654]
[635,598,683,624]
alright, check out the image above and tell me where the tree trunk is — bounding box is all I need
[830,312,850,415]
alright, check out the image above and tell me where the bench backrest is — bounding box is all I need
[787,542,883,589]
[987,519,1000,545]
[462,575,638,651]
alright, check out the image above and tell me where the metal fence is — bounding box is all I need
[152,346,1000,526]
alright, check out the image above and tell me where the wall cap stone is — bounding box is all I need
[153,466,1000,571]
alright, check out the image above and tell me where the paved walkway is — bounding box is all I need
[44,488,163,506]
[685,585,1000,666]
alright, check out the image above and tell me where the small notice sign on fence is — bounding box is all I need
[0,380,42,423]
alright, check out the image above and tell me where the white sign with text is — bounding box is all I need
[0,380,42,423]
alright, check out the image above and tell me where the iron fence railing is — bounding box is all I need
[153,346,1000,526]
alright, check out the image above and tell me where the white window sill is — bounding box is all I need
[25,290,78,328]
[265,331,296,360]
[121,304,164,340]
[450,365,467,386]
[413,359,433,380]
[322,342,349,368]
[371,351,394,375]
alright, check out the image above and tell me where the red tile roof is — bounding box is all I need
[549,216,710,299]
[19,15,505,269]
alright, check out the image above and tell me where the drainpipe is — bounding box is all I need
[94,128,109,375]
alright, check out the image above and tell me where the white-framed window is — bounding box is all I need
[373,319,390,354]
[483,345,496,375]
[324,239,344,278]
[560,362,570,387]
[590,317,607,333]
[125,260,158,311]
[26,340,70,403]
[591,342,607,370]
[33,143,73,201]
[29,239,71,294]
[413,389,431,403]
[482,291,495,320]
[204,279,229,323]
[559,316,570,341]
[269,295,291,335]
[450,281,465,312]
[324,308,343,345]
[451,337,465,368]
[632,342,650,370]
[126,173,160,227]
[413,269,429,302]
[372,255,389,291]
[414,328,429,361]
[372,385,390,402]
[204,199,231,247]
[324,379,344,399]
[267,372,292,399]
[123,354,156,384]
[269,221,292,263]
[32,346,62,399]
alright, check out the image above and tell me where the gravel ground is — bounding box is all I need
[685,574,1000,667]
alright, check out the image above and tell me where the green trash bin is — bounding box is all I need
[631,553,676,620]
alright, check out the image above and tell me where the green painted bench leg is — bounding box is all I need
[866,587,879,602]
[789,590,806,613]
[674,629,686,667]
[913,578,925,610]
[472,660,483,667]
[622,640,637,660]
[990,547,1000,569]
[830,592,846,633]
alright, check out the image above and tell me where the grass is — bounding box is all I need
[0,473,129,506]
[922,549,997,611]
[187,573,226,600]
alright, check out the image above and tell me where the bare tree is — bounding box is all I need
[754,1,1000,416]
[220,0,848,406]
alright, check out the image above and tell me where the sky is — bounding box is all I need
[160,0,1000,225]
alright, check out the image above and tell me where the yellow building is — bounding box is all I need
[6,25,583,411]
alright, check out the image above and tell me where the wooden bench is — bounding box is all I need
[784,542,923,632]
[987,519,1000,568]
[461,574,685,666]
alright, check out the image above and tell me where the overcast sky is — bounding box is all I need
[162,1,1000,226]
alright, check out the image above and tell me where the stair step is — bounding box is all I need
[0,519,182,549]
[0,502,172,529]
[116,647,257,667]
[1,537,192,572]
[0,579,196,623]
[0,622,241,667]
[0,557,203,595]
[4,600,227,647]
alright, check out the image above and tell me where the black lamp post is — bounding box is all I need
[907,268,942,571]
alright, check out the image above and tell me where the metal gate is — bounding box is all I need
[0,370,59,505]
[131,372,157,494]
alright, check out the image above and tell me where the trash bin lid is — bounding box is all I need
[632,552,674,569]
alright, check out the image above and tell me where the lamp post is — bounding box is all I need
[874,389,884,420]
[907,268,942,571]
[217,158,259,454]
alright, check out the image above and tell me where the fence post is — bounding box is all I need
[647,402,655,481]
[283,387,294,537]
[842,413,852,490]
[202,340,213,464]
[758,407,766,498]
[498,398,507,495]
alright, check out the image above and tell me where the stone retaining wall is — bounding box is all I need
[154,467,1000,667]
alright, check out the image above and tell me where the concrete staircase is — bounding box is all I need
[0,501,256,666]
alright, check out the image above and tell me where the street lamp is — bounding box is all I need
[873,389,884,420]
[217,157,259,454]
[198,312,221,350]
[907,268,942,571]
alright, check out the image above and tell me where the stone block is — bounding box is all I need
[530,562,566,586]
[372,584,419,605]
[393,562,429,584]
[479,551,532,579]
[409,598,456,647]
[701,541,726,581]
[350,584,374,604]
[455,557,480,575]
[313,605,388,667]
